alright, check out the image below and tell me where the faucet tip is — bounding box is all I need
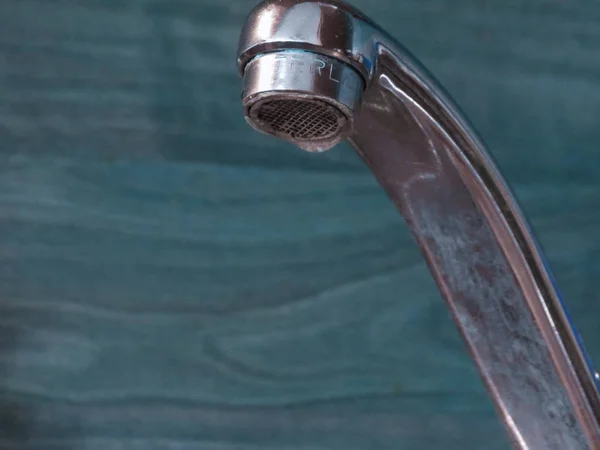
[241,50,363,152]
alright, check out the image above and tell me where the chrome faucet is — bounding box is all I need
[236,1,600,448]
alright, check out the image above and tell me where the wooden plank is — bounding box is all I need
[1,0,599,448]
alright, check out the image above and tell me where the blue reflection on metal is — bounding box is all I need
[537,240,600,389]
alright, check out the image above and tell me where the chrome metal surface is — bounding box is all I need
[237,1,600,448]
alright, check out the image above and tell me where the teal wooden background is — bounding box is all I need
[1,0,600,448]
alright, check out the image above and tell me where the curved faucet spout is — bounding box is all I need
[237,1,600,448]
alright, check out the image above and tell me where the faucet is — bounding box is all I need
[236,1,600,448]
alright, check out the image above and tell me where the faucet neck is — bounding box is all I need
[352,44,600,448]
[238,2,600,446]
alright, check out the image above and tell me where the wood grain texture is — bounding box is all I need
[0,0,599,448]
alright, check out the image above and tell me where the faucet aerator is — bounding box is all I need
[241,50,363,152]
